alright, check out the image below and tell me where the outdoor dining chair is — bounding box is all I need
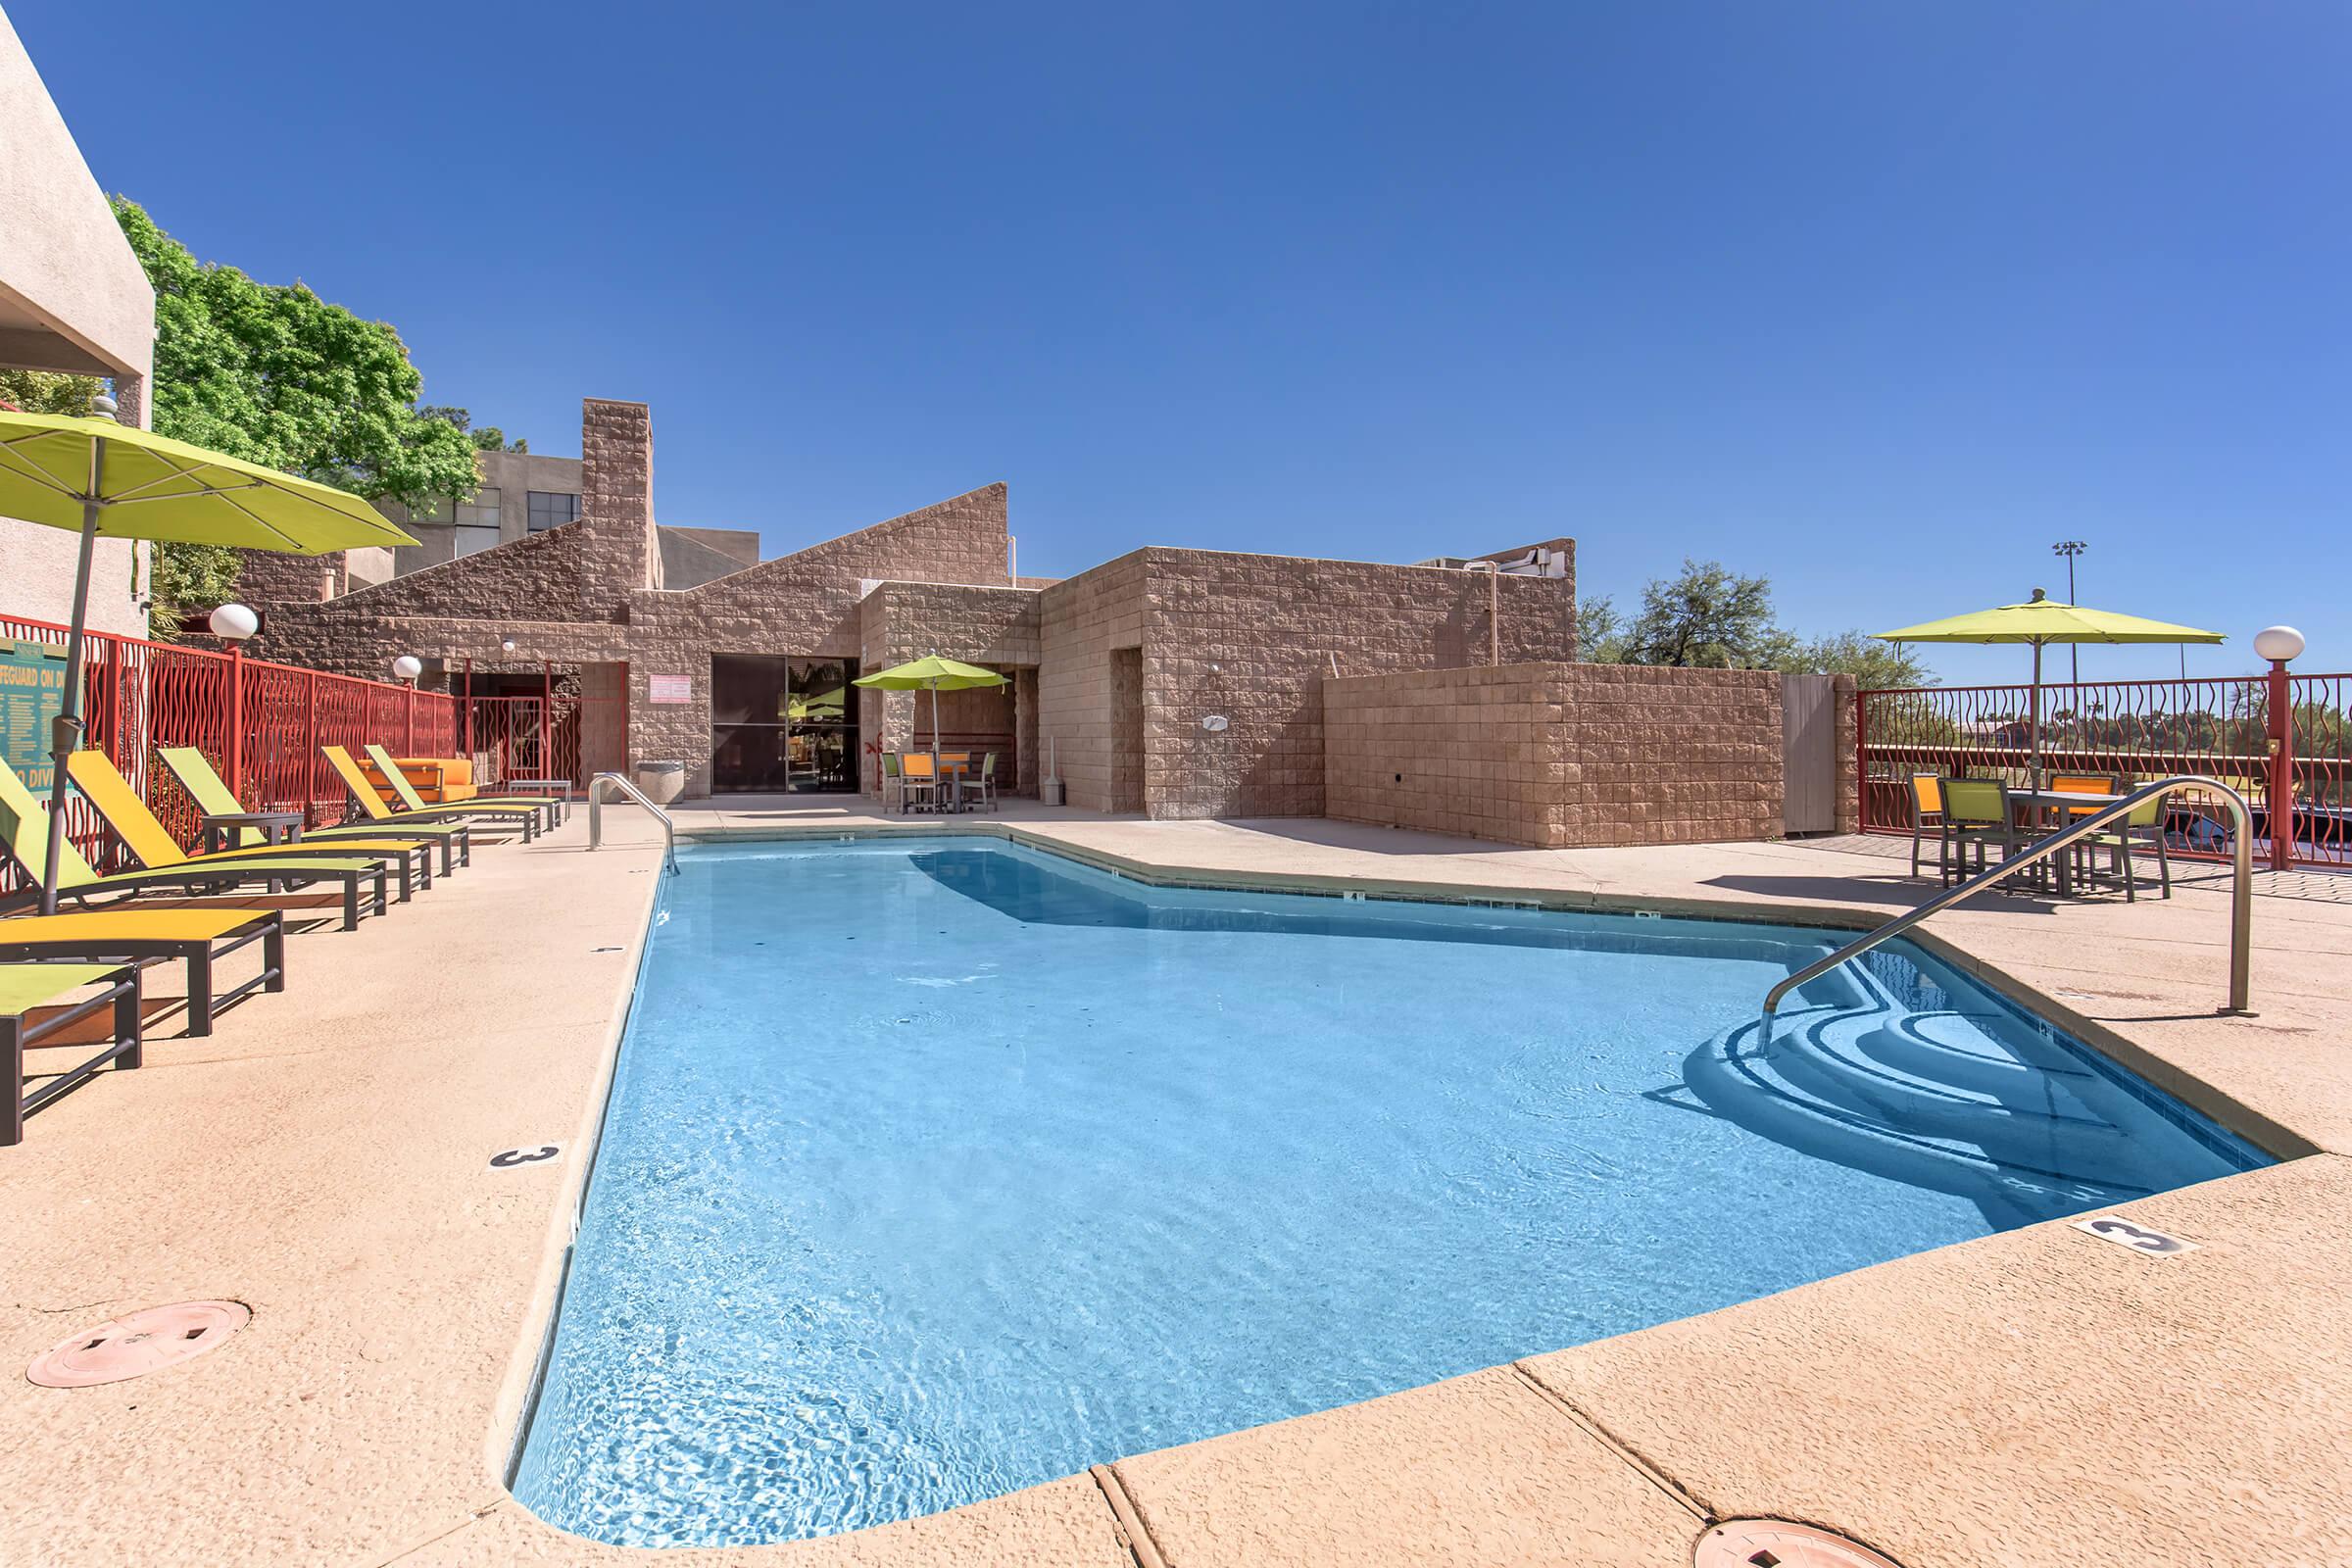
[2084,793,2174,902]
[1906,772,1945,878]
[894,753,942,813]
[971,752,1000,812]
[1937,777,2017,887]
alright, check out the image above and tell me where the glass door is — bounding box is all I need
[710,655,860,793]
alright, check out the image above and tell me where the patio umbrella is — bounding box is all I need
[851,654,1007,765]
[0,397,416,913]
[1876,588,2224,788]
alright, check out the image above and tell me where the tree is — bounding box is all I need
[1767,629,1928,688]
[1581,559,1934,685]
[114,199,486,634]
[0,368,102,416]
[1576,594,1629,662]
[418,405,527,454]
[1622,559,1777,667]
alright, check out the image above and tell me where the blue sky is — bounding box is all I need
[22,3,2348,683]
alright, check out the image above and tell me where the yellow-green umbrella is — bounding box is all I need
[0,397,417,912]
[852,654,1006,763]
[1877,588,2225,786]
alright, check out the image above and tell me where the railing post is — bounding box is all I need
[305,671,319,823]
[2267,660,2293,873]
[541,660,554,780]
[226,643,245,801]
[1853,687,1869,832]
[463,657,474,759]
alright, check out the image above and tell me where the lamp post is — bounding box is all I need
[2052,540,2085,684]
[2255,625,2304,873]
[210,604,258,801]
[392,656,422,757]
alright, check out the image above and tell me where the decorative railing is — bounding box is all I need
[2,612,458,885]
[1858,671,2352,869]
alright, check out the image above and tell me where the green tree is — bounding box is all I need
[1622,559,1777,666]
[1581,559,1934,685]
[114,198,484,635]
[0,368,102,415]
[418,405,527,454]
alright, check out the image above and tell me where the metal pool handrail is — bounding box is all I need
[587,771,678,874]
[1762,775,2254,1019]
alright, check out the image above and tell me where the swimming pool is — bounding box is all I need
[512,837,2265,1547]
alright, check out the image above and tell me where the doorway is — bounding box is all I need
[710,655,861,793]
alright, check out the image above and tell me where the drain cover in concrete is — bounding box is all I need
[1694,1520,1903,1568]
[25,1300,249,1388]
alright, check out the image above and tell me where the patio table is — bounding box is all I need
[2005,788,2121,896]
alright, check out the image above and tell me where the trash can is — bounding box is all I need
[636,760,685,805]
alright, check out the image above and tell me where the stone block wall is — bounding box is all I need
[1834,673,1860,833]
[858,580,1040,795]
[1035,545,1576,818]
[1325,662,1786,849]
[627,484,1014,793]
[1325,664,1564,844]
[1034,552,1147,812]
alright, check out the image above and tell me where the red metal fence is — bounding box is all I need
[1858,670,2352,870]
[3,612,458,886]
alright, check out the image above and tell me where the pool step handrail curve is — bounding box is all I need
[587,771,679,874]
[1763,775,2254,1021]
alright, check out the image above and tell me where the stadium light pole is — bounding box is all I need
[2052,540,2086,684]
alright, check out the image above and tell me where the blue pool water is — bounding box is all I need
[513,839,2264,1547]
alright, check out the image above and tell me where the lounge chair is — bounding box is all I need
[3,962,145,1146]
[68,752,432,901]
[363,747,560,831]
[0,760,390,932]
[158,747,471,875]
[320,748,538,842]
[0,907,283,1039]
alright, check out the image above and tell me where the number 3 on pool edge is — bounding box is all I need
[490,1145,562,1169]
[2074,1214,2195,1256]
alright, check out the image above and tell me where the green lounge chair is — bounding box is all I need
[158,747,470,875]
[0,907,283,1040]
[321,748,539,842]
[363,746,560,831]
[3,962,145,1146]
[0,759,390,932]
[69,752,432,900]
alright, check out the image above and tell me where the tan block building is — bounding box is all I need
[242,397,1589,816]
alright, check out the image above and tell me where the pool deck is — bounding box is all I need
[4,798,2348,1566]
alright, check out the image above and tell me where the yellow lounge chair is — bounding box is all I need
[68,752,432,901]
[3,961,145,1146]
[159,747,471,874]
[0,760,390,932]
[363,746,560,831]
[321,747,541,841]
[0,907,283,1040]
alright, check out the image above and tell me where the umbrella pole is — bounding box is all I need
[2028,638,2043,792]
[40,446,105,916]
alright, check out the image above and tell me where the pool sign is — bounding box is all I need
[2071,1213,2198,1258]
[648,674,692,705]
[0,638,68,791]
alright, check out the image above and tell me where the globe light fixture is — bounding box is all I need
[501,639,517,655]
[391,655,423,681]
[2253,625,2305,665]
[207,602,259,641]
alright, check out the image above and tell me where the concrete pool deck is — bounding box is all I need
[3,801,2347,1566]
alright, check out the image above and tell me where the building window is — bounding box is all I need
[455,524,500,557]
[527,491,581,532]
[410,495,454,526]
[454,485,502,534]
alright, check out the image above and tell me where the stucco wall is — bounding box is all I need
[0,10,155,638]
[1325,662,1786,849]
